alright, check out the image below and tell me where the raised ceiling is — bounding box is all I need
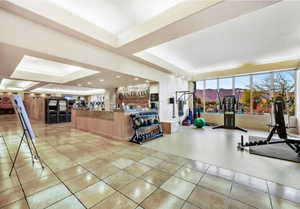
[47,0,184,34]
[0,0,279,78]
[32,84,105,96]
[12,56,99,83]
[0,0,290,89]
[138,0,300,74]
[0,43,154,95]
[0,78,38,91]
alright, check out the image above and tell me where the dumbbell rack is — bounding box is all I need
[130,111,163,144]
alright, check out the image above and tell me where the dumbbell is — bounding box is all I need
[258,140,264,145]
[249,142,254,146]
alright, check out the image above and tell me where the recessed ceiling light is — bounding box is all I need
[99,79,104,82]
[134,78,139,81]
[116,75,121,78]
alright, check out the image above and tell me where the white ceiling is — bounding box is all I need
[0,78,38,91]
[11,56,99,83]
[46,0,184,34]
[67,73,150,89]
[32,84,105,96]
[141,0,300,74]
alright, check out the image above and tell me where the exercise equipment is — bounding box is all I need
[182,109,193,126]
[213,95,247,132]
[194,118,206,128]
[238,97,300,157]
[175,91,194,119]
[45,98,69,124]
[130,111,163,144]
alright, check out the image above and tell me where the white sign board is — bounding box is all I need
[11,94,36,141]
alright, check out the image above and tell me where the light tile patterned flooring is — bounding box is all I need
[0,115,300,209]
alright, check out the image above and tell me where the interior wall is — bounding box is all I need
[104,88,116,111]
[24,93,47,121]
[159,76,189,122]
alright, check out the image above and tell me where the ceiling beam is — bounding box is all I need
[119,0,281,54]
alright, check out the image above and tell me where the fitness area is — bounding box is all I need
[1,1,300,209]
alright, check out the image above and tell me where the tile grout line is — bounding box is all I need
[4,127,299,208]
[42,160,88,209]
[266,181,274,209]
[1,134,31,209]
[147,142,300,193]
[179,164,211,209]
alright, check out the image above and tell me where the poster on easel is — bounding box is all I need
[11,94,36,141]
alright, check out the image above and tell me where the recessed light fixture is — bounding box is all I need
[134,77,139,81]
[99,79,104,82]
[116,75,121,78]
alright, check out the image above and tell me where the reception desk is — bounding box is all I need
[71,109,133,141]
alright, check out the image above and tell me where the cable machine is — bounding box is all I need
[213,95,247,132]
[174,91,194,118]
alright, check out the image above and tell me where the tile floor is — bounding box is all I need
[0,115,300,209]
[144,126,300,189]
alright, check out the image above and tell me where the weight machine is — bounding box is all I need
[213,95,247,132]
[174,91,194,118]
[238,96,300,157]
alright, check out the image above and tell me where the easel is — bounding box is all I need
[8,101,44,176]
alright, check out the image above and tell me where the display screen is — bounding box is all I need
[150,93,159,102]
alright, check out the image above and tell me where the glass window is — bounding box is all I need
[195,81,204,114]
[274,70,296,115]
[235,75,251,114]
[196,81,204,90]
[219,77,233,96]
[205,79,218,113]
[252,73,272,114]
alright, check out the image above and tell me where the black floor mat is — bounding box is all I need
[249,136,300,163]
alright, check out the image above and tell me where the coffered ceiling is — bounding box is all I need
[12,56,99,83]
[138,0,300,74]
[47,0,185,35]
[1,0,295,96]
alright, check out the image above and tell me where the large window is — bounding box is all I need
[252,73,272,114]
[235,75,251,114]
[195,81,204,113]
[196,69,296,115]
[205,79,218,112]
[274,70,296,115]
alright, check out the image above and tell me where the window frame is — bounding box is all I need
[196,69,296,115]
